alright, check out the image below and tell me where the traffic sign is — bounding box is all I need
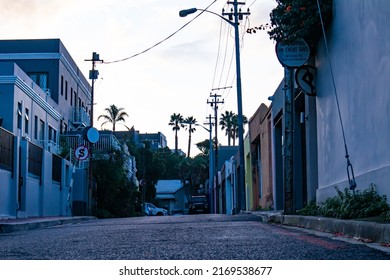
[74,145,89,161]
[295,65,317,96]
[276,38,310,68]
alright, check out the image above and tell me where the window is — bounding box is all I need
[39,120,45,140]
[17,102,22,129]
[29,72,48,91]
[25,108,29,134]
[34,116,38,139]
[48,126,57,143]
[70,87,73,106]
[61,76,64,96]
[65,81,68,100]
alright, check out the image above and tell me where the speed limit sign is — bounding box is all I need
[74,145,89,161]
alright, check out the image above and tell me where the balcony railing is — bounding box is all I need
[72,107,90,126]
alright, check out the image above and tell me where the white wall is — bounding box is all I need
[316,0,390,201]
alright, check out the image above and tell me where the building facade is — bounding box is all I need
[0,39,92,218]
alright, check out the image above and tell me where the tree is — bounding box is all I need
[268,0,333,46]
[196,137,219,156]
[219,111,235,146]
[183,116,197,158]
[178,155,209,196]
[168,113,184,154]
[93,148,138,218]
[219,111,248,146]
[98,104,129,131]
[231,114,248,146]
[196,139,210,156]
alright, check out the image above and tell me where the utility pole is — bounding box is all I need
[179,1,250,214]
[222,1,250,213]
[207,93,224,213]
[204,114,214,214]
[283,67,294,214]
[85,52,103,215]
[85,52,103,128]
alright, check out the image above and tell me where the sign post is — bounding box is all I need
[275,38,310,214]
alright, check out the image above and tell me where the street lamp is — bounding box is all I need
[179,2,249,213]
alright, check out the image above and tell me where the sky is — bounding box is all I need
[0,0,284,155]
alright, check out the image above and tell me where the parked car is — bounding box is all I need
[189,195,209,214]
[144,203,168,216]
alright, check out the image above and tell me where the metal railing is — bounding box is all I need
[72,107,90,125]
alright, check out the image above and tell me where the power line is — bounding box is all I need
[104,0,218,64]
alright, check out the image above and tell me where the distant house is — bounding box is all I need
[114,129,167,150]
[155,180,187,214]
[214,146,238,214]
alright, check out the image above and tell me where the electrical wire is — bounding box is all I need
[211,19,225,90]
[104,0,218,64]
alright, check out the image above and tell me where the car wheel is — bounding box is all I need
[156,212,164,216]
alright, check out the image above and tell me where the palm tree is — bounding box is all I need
[183,116,197,158]
[168,113,184,154]
[231,114,248,146]
[97,104,129,131]
[219,111,235,146]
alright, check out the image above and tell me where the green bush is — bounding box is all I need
[298,184,390,220]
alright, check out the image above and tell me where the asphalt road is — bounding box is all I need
[0,214,389,260]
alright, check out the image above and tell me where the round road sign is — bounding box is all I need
[276,38,310,68]
[74,145,89,161]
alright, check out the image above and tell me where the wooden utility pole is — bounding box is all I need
[207,93,224,213]
[85,52,103,215]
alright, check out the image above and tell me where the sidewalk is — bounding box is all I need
[0,216,96,233]
[248,210,390,250]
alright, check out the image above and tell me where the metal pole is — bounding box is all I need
[283,67,294,214]
[232,0,246,213]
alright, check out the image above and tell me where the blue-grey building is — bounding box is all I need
[0,39,92,218]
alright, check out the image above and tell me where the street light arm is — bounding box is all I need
[195,123,211,132]
[179,8,235,27]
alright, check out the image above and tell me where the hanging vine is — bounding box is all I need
[268,0,333,46]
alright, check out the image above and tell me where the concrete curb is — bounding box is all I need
[253,212,390,244]
[0,216,97,234]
